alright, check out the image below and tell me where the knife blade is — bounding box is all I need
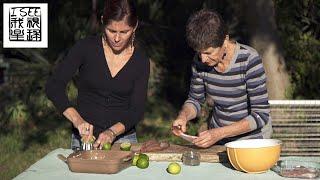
[172,125,197,143]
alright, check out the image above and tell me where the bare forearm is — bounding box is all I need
[63,107,83,126]
[217,119,251,139]
[178,103,197,121]
[195,118,252,148]
[109,122,125,136]
[64,107,93,140]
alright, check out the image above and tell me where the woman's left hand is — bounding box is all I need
[193,129,224,148]
[93,130,115,149]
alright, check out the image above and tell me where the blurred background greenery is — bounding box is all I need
[0,0,319,179]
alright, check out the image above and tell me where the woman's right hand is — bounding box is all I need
[73,118,94,141]
[63,107,94,142]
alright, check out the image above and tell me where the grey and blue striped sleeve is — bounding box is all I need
[184,65,206,117]
[245,53,271,131]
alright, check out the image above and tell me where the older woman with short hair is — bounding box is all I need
[172,9,272,148]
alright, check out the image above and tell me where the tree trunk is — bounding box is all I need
[242,0,290,99]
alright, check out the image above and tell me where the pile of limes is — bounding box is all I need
[131,153,182,174]
[132,153,149,169]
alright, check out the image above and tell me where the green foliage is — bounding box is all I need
[0,0,92,134]
[0,48,78,132]
[274,0,320,99]
[4,100,30,127]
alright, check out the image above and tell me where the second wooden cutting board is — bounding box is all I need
[112,143,228,163]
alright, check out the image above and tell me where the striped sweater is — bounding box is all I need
[185,42,272,143]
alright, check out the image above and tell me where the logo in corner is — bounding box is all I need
[3,3,48,48]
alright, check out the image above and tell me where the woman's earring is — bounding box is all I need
[221,47,227,60]
[131,31,135,48]
[102,32,107,44]
[222,53,227,59]
[222,50,227,60]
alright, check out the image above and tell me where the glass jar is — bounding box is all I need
[182,150,201,166]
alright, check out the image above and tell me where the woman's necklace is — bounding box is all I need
[102,38,134,77]
[102,38,133,61]
[216,41,236,72]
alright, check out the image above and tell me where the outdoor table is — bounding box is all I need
[14,148,320,180]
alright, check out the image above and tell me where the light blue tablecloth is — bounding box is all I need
[14,148,320,180]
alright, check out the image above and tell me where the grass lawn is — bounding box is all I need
[0,125,70,179]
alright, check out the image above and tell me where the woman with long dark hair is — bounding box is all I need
[46,0,149,150]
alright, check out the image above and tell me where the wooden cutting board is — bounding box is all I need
[112,143,228,163]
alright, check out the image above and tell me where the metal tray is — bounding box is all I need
[58,150,133,174]
[272,160,320,179]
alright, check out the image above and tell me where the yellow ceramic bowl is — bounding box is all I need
[225,139,282,173]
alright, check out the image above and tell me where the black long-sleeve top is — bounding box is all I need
[45,35,150,137]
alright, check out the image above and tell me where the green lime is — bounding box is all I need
[136,157,149,169]
[132,154,140,166]
[167,162,181,175]
[138,153,149,161]
[120,142,131,151]
[102,143,112,151]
